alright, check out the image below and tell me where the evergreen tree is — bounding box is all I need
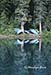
[48,0,51,30]
[14,0,30,27]
[0,0,51,33]
[34,0,47,33]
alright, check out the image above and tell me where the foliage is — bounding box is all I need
[0,0,51,34]
[34,0,47,23]
[42,30,51,38]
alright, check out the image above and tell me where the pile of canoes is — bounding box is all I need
[14,28,39,35]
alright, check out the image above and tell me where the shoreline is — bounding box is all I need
[0,34,41,39]
[0,31,51,39]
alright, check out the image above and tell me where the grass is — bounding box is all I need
[42,30,51,38]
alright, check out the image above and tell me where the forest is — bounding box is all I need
[0,0,51,35]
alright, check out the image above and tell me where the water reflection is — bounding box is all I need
[0,39,51,75]
[15,39,39,52]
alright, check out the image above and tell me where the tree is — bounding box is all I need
[0,0,51,34]
[33,0,47,33]
[14,0,30,27]
[47,0,51,31]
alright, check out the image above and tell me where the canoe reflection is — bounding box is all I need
[15,39,39,45]
[14,39,39,52]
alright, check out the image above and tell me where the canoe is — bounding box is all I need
[14,28,39,35]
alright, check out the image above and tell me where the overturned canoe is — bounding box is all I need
[14,28,39,34]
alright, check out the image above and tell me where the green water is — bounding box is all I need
[0,39,51,75]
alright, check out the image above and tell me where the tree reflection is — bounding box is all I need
[0,39,51,75]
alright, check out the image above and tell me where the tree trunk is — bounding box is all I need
[39,21,42,34]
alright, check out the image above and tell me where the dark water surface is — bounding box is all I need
[0,39,51,75]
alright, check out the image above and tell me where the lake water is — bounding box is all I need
[0,39,51,75]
